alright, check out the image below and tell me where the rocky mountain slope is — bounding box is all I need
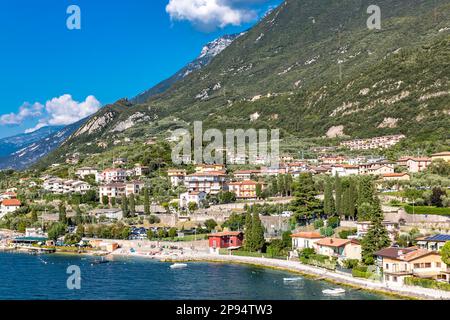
[36,0,450,168]
[132,33,243,104]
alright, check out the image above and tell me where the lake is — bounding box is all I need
[0,252,393,300]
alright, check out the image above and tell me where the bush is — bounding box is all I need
[339,228,357,239]
[352,269,374,279]
[327,216,340,229]
[314,219,324,229]
[404,277,450,291]
[342,259,359,269]
[320,226,334,237]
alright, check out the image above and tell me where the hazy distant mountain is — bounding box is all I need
[0,121,85,170]
[0,126,64,158]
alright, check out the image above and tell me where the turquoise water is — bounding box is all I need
[0,253,392,300]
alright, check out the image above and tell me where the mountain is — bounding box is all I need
[0,126,64,158]
[132,33,244,104]
[0,120,86,171]
[36,0,450,168]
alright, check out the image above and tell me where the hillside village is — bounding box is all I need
[0,134,449,295]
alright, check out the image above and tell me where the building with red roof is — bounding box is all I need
[208,231,244,254]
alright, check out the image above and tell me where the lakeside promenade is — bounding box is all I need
[109,245,450,300]
[164,253,450,300]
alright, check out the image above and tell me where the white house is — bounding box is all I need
[179,191,207,209]
[125,181,144,196]
[291,232,324,250]
[0,199,22,218]
[168,169,187,187]
[356,220,398,242]
[75,167,98,179]
[96,168,127,183]
[331,165,360,177]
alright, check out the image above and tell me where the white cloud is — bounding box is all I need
[0,102,43,125]
[1,94,101,133]
[43,94,101,126]
[166,0,265,29]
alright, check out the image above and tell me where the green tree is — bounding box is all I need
[48,222,66,241]
[129,194,136,215]
[31,210,38,223]
[256,184,262,199]
[58,202,67,225]
[335,175,343,215]
[250,212,265,252]
[121,195,129,218]
[244,211,253,251]
[289,173,323,224]
[323,179,335,216]
[204,219,218,232]
[360,199,390,264]
[102,195,109,206]
[440,241,450,266]
[188,202,198,212]
[361,219,391,265]
[168,227,177,239]
[144,188,150,215]
[222,213,245,231]
[74,206,83,225]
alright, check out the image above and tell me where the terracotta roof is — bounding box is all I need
[187,171,227,177]
[382,173,409,178]
[208,231,243,237]
[234,170,260,174]
[291,232,323,239]
[2,199,21,206]
[408,157,432,162]
[315,238,359,248]
[431,152,450,157]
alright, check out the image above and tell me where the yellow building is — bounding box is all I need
[431,151,450,162]
[375,248,449,285]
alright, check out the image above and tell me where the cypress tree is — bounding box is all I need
[121,195,129,218]
[323,179,335,216]
[348,180,358,220]
[361,192,390,264]
[75,206,83,225]
[251,212,265,252]
[244,211,253,251]
[334,175,343,215]
[144,188,150,215]
[58,202,67,225]
[129,194,135,215]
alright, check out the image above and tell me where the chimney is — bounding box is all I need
[330,239,334,244]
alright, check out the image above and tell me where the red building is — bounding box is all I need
[208,231,244,254]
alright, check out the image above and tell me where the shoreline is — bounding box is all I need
[110,251,450,301]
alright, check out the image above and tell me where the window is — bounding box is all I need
[393,276,398,282]
[385,263,389,270]
[425,263,431,268]
[436,262,441,268]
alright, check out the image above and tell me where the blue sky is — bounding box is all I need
[0,0,281,138]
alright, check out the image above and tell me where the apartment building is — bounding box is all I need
[168,169,187,187]
[185,171,227,195]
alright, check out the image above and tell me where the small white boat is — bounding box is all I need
[283,277,302,282]
[322,288,346,295]
[170,263,188,269]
